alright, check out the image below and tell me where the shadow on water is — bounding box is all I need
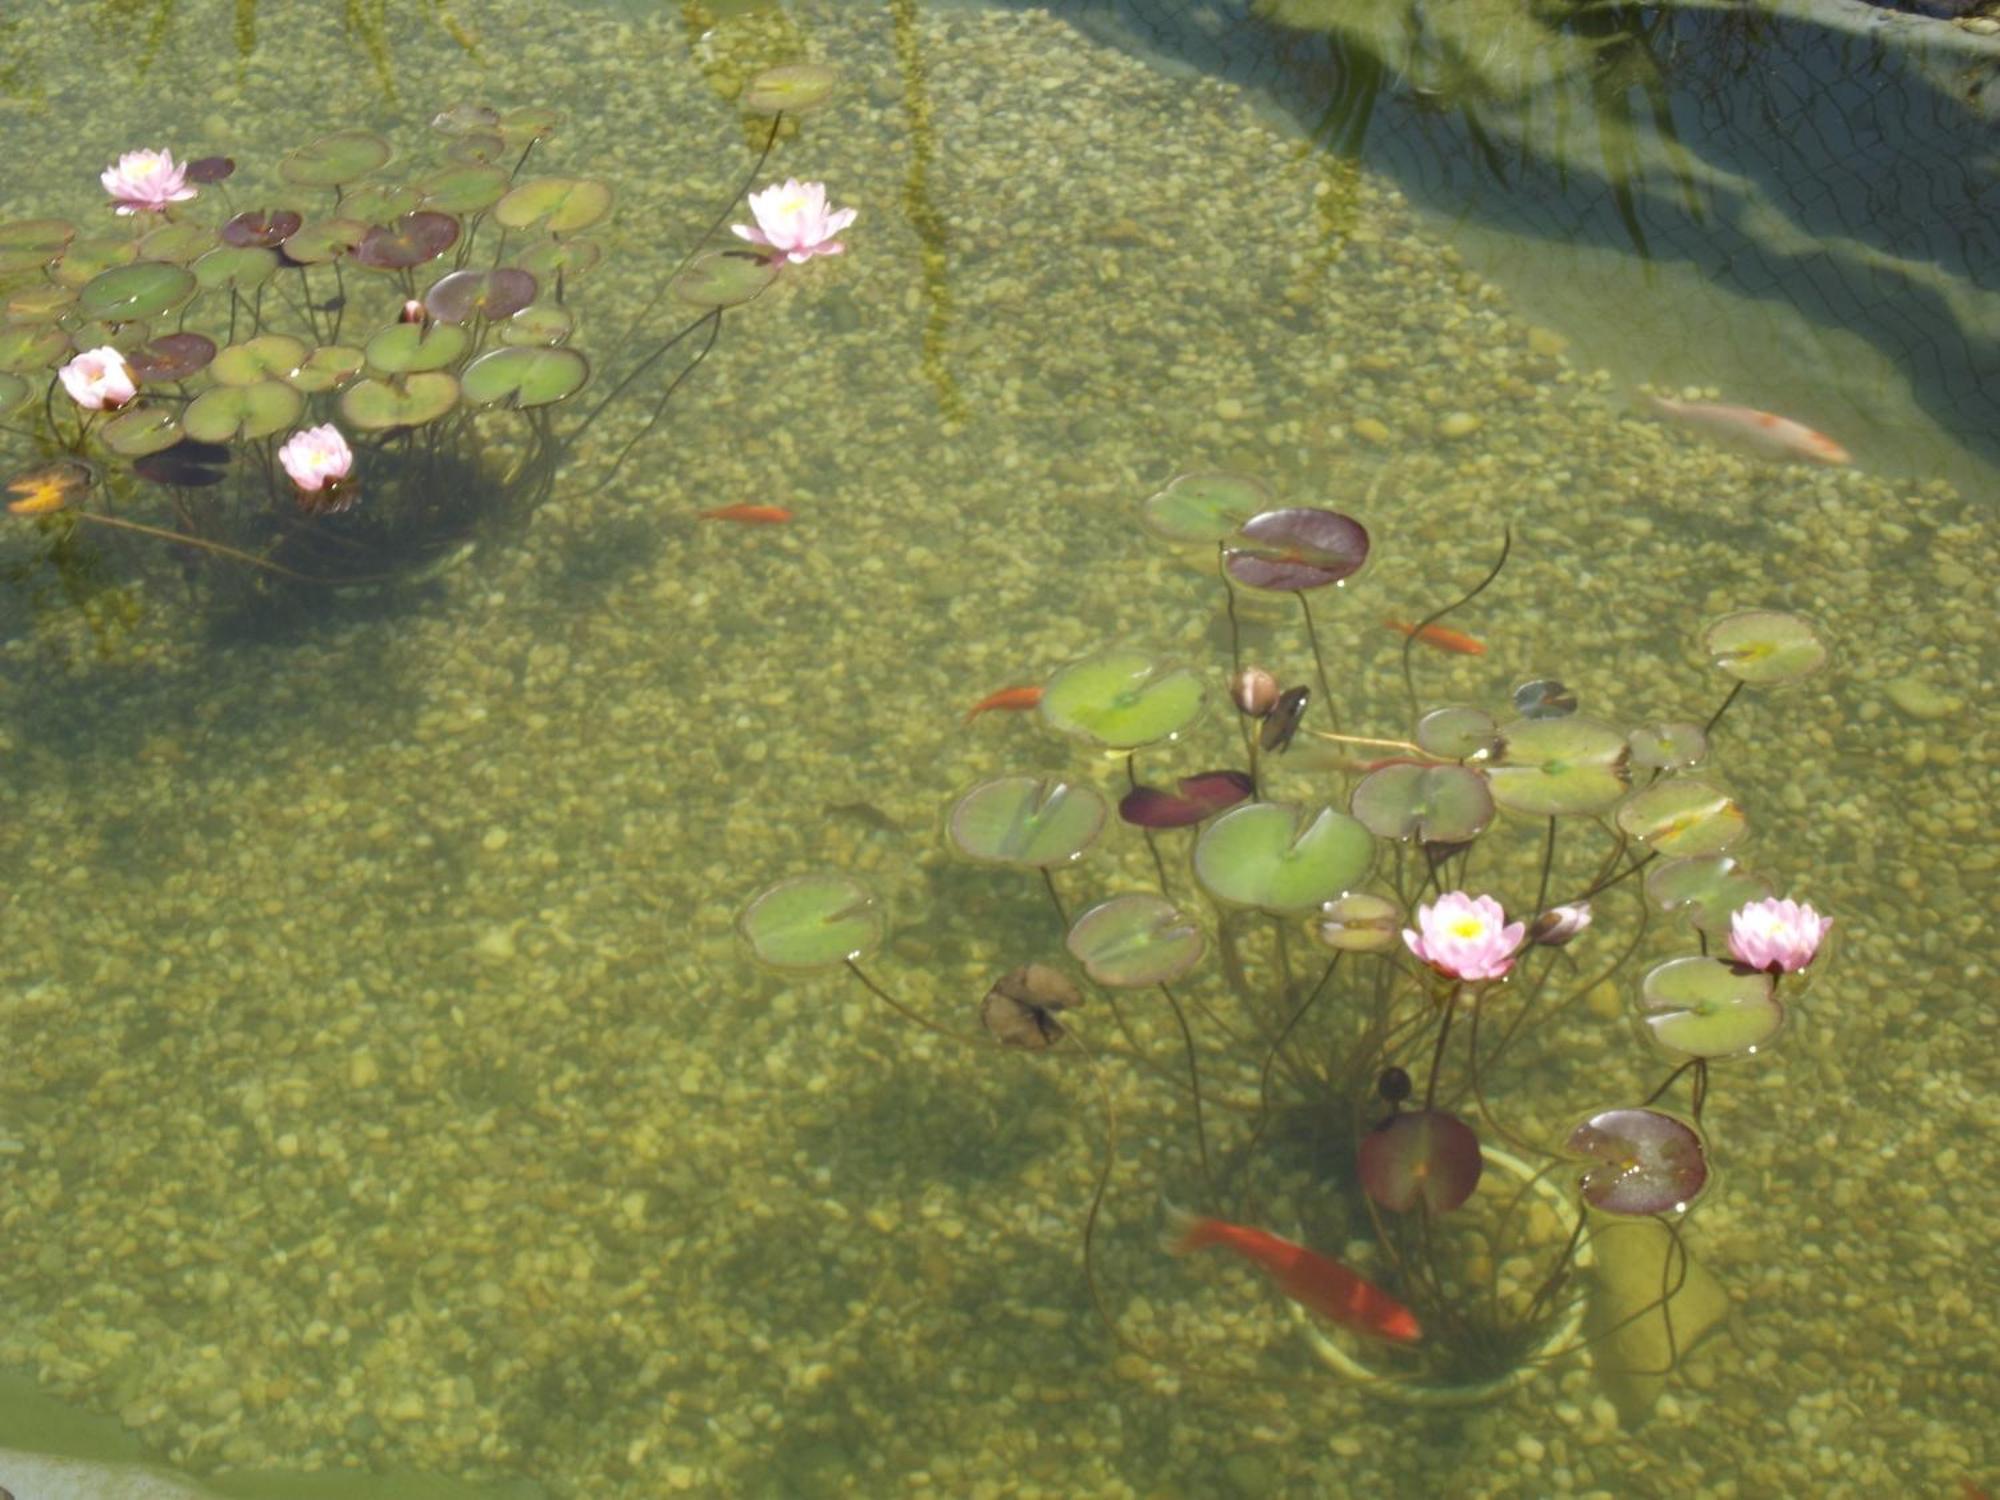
[973,0,2000,471]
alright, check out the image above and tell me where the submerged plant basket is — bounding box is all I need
[1294,1143,1592,1406]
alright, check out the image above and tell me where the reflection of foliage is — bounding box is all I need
[85,0,479,96]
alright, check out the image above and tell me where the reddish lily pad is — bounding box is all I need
[1567,1107,1710,1216]
[1118,770,1254,829]
[1359,1109,1483,1214]
[1065,894,1205,988]
[1225,507,1370,591]
[127,332,217,383]
[425,268,538,324]
[353,212,460,271]
[221,209,303,249]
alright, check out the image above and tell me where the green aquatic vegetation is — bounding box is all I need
[740,477,1836,1410]
[0,67,850,620]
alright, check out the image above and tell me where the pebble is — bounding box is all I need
[1438,411,1482,438]
[1884,676,1960,720]
[1353,416,1392,444]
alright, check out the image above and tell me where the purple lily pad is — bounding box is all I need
[1567,1107,1710,1216]
[1224,507,1370,592]
[131,439,230,488]
[184,156,235,184]
[221,209,303,249]
[1359,1109,1483,1214]
[126,331,217,383]
[425,268,539,324]
[353,212,460,271]
[1118,769,1254,829]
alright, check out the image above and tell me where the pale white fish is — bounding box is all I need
[1640,393,1852,467]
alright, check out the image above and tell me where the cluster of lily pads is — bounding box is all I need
[741,468,1835,1402]
[0,63,841,608]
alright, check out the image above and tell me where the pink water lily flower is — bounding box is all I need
[731,179,857,264]
[58,346,137,410]
[100,148,198,216]
[277,424,354,493]
[1403,891,1526,982]
[1727,897,1830,974]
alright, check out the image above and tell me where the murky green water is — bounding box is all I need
[0,2,1992,1498]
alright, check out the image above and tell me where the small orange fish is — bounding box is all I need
[699,503,793,524]
[1641,393,1851,467]
[964,685,1043,725]
[1170,1210,1422,1342]
[4,460,94,516]
[1384,617,1486,656]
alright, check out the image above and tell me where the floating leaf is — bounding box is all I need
[1040,649,1204,750]
[1416,705,1501,760]
[416,165,511,213]
[445,132,507,166]
[738,872,882,971]
[1193,803,1374,914]
[193,244,278,292]
[1118,770,1253,829]
[517,237,603,281]
[1567,1108,1710,1216]
[1644,856,1772,938]
[949,776,1107,867]
[494,177,613,234]
[99,404,182,457]
[284,344,365,393]
[0,372,30,418]
[211,334,307,385]
[1628,721,1708,771]
[1351,763,1494,844]
[1486,716,1631,817]
[1513,678,1578,720]
[284,218,369,265]
[1638,956,1783,1058]
[1065,894,1205,988]
[1315,892,1402,953]
[460,346,589,408]
[0,324,69,372]
[743,62,840,115]
[6,282,74,321]
[184,156,235,184]
[432,104,500,135]
[133,440,229,487]
[182,379,304,442]
[127,332,216,383]
[673,250,779,309]
[135,222,212,264]
[980,964,1081,1050]
[1615,780,1747,857]
[425,268,538,324]
[280,128,391,187]
[0,218,74,277]
[1702,610,1828,686]
[338,372,460,430]
[220,209,303,249]
[366,321,470,374]
[499,302,575,347]
[1225,507,1369,591]
[75,261,196,322]
[353,212,460,270]
[51,236,138,288]
[1359,1109,1483,1214]
[1140,471,1267,544]
[497,106,564,144]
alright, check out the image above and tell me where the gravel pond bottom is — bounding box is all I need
[0,3,1992,1497]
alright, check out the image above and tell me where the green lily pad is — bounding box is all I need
[0,324,67,372]
[192,244,278,293]
[1638,956,1783,1058]
[1193,802,1374,914]
[1614,780,1747,858]
[497,105,565,144]
[0,218,74,274]
[1040,649,1204,750]
[1140,471,1267,544]
[416,164,511,213]
[673,251,779,309]
[1486,716,1632,816]
[280,128,392,187]
[182,380,304,442]
[1351,763,1494,844]
[743,62,840,115]
[1643,856,1772,938]
[211,334,308,386]
[738,872,883,971]
[6,282,75,322]
[366,321,470,374]
[283,217,369,265]
[0,372,31,417]
[338,372,460,430]
[75,261,196,322]
[1314,891,1402,954]
[518,237,603,281]
[136,222,214,264]
[460,347,589,408]
[948,776,1107,868]
[499,302,575,347]
[494,177,613,234]
[1628,721,1709,771]
[1702,610,1828,686]
[51,237,138,288]
[99,403,182,456]
[1416,705,1501,761]
[1065,894,1205,988]
[284,344,365,393]
[341,184,424,227]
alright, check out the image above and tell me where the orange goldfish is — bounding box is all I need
[964,685,1043,724]
[1169,1209,1422,1343]
[1384,617,1486,656]
[699,503,793,524]
[1641,393,1851,467]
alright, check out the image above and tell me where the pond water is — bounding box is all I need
[0,2,1992,1499]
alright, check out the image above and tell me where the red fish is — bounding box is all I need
[1640,393,1851,467]
[964,685,1043,725]
[1169,1210,1422,1343]
[700,504,793,524]
[1384,617,1486,656]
